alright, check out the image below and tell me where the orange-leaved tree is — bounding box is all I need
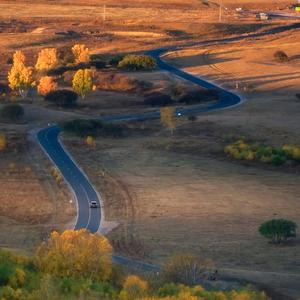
[37,76,57,96]
[0,134,7,151]
[72,69,93,99]
[37,229,112,281]
[72,44,90,64]
[8,51,34,98]
[35,48,59,72]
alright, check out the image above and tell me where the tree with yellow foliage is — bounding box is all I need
[8,51,34,98]
[120,275,148,300]
[72,44,90,64]
[37,76,57,96]
[37,229,112,281]
[160,106,176,134]
[0,134,7,151]
[72,69,93,99]
[35,48,59,72]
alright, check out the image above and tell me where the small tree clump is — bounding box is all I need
[0,104,24,120]
[118,55,156,71]
[72,69,93,99]
[259,219,297,244]
[37,76,57,96]
[144,93,173,107]
[44,90,78,108]
[274,50,289,62]
[37,229,112,281]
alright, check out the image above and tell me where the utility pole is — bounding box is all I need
[219,0,222,22]
[103,4,106,22]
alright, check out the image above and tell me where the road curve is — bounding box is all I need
[37,23,300,269]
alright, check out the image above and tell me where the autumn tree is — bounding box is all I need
[72,69,93,99]
[37,229,112,282]
[35,48,59,72]
[72,44,90,64]
[37,76,57,96]
[162,254,215,285]
[160,106,176,134]
[120,275,148,300]
[8,51,34,98]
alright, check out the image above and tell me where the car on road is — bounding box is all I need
[90,201,98,208]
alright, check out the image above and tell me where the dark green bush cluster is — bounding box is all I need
[224,140,300,166]
[0,103,24,120]
[144,93,173,106]
[63,119,124,138]
[178,89,218,105]
[45,90,78,108]
[109,55,125,67]
[118,55,157,71]
[259,219,297,244]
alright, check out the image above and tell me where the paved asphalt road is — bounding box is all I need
[36,22,299,270]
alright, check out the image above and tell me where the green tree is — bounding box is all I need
[259,219,297,244]
[72,69,93,99]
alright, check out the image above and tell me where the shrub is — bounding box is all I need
[162,254,214,285]
[109,55,125,66]
[57,46,75,65]
[63,119,125,138]
[178,89,218,104]
[118,55,156,71]
[94,72,152,93]
[90,60,106,69]
[259,219,297,244]
[282,144,300,161]
[188,115,197,121]
[274,50,289,62]
[144,93,173,106]
[0,103,24,120]
[45,90,78,108]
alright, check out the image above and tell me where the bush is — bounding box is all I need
[109,55,125,67]
[274,50,289,62]
[259,219,297,244]
[0,104,24,120]
[63,119,125,138]
[224,140,294,166]
[144,93,173,106]
[162,254,214,285]
[188,115,197,121]
[45,90,78,108]
[90,60,106,69]
[94,72,152,93]
[178,89,218,104]
[118,55,156,71]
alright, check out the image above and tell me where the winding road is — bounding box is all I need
[36,23,299,270]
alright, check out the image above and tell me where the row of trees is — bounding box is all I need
[7,44,93,100]
[0,229,269,300]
